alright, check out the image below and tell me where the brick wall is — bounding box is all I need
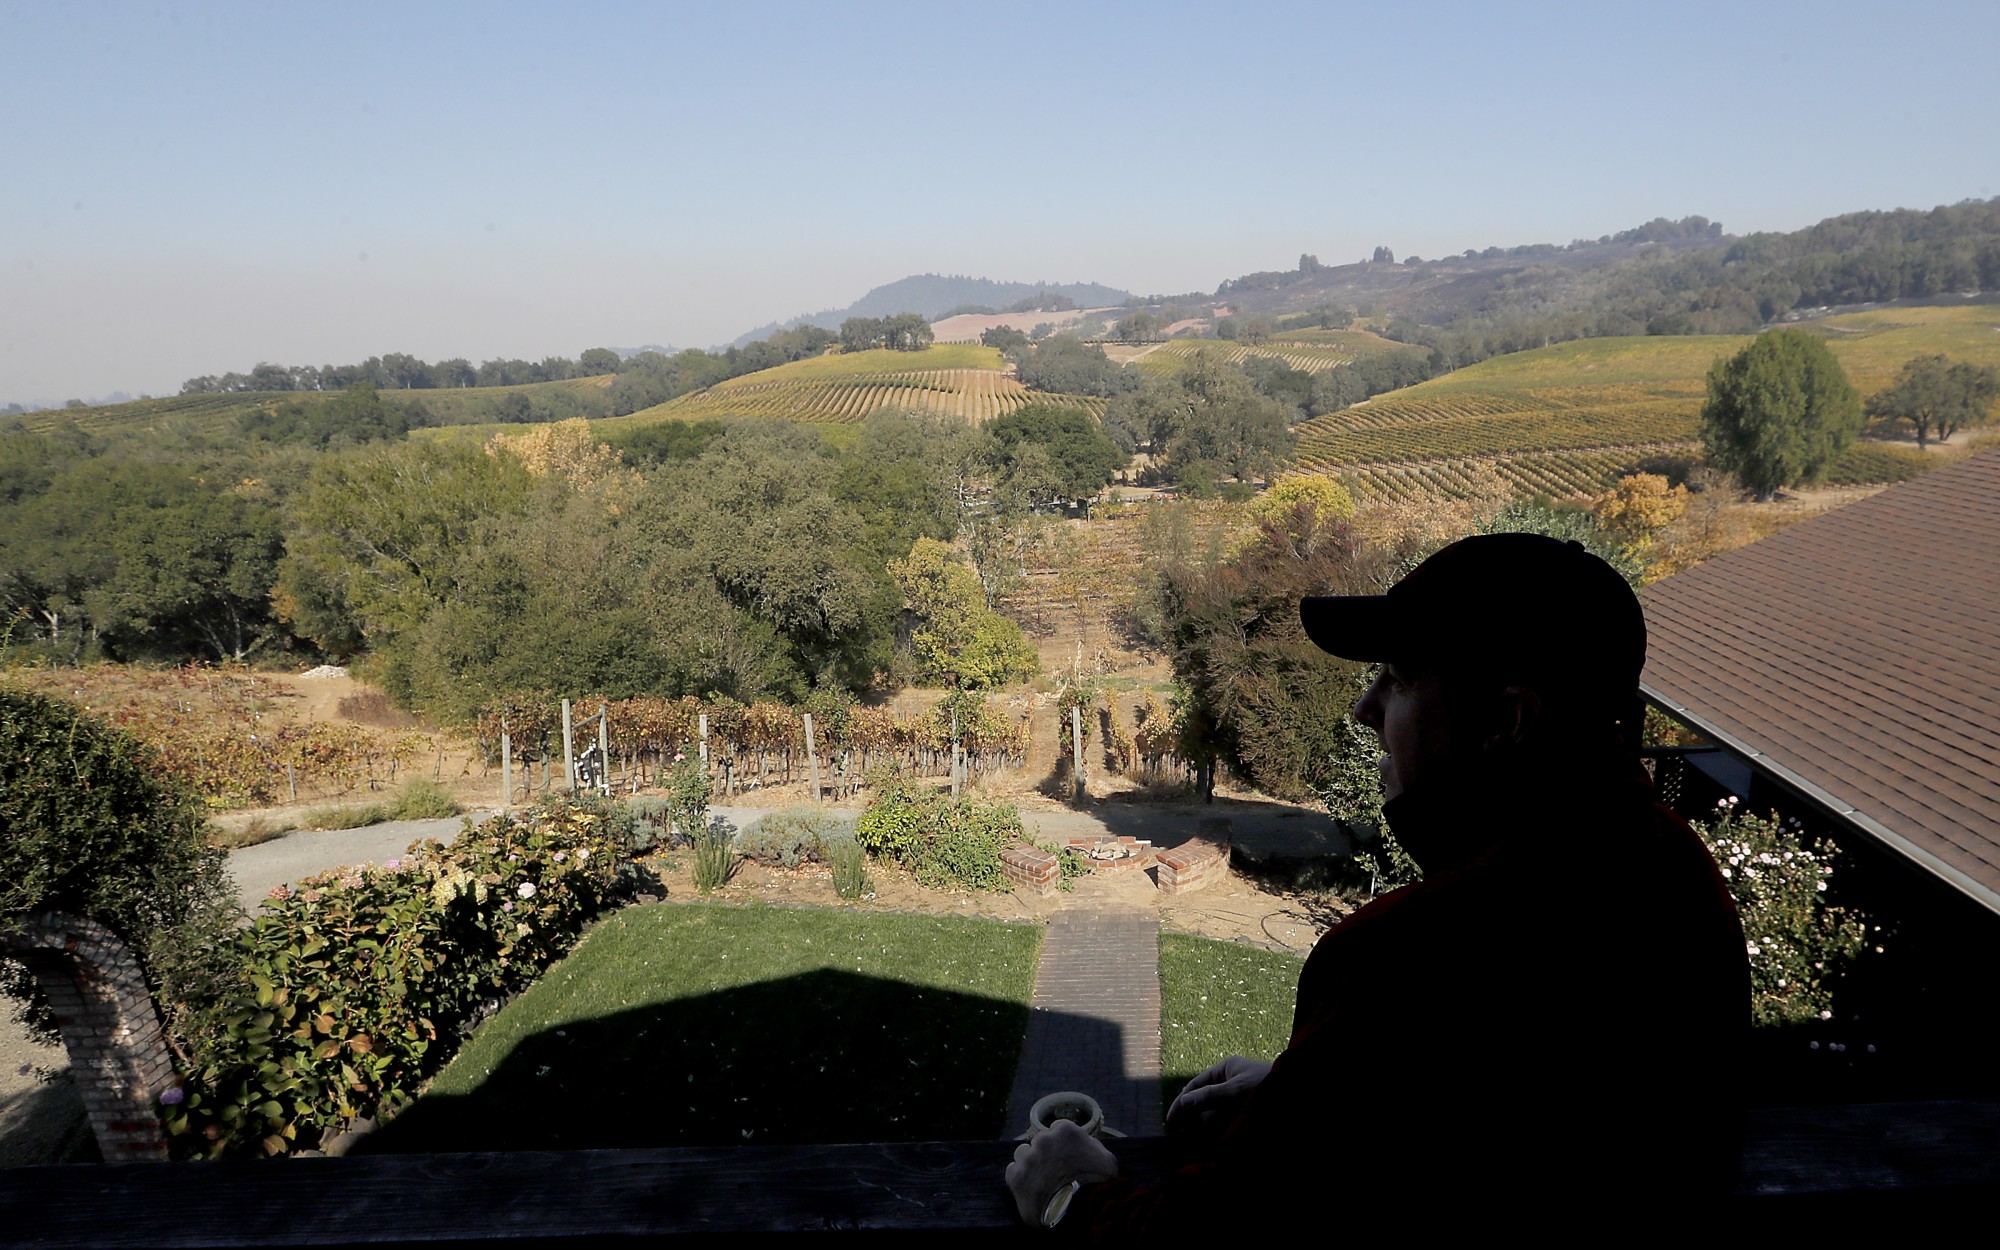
[0,912,173,1161]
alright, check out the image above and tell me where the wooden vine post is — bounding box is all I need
[501,717,512,811]
[561,699,576,796]
[951,707,963,797]
[597,702,610,796]
[803,713,821,804]
[698,713,709,775]
[1071,705,1086,802]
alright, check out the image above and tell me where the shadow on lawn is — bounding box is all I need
[362,969,1037,1154]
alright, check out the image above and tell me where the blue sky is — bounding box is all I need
[4,0,1996,402]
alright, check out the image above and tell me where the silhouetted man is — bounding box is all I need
[1008,533,1748,1233]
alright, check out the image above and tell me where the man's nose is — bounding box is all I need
[1354,671,1384,729]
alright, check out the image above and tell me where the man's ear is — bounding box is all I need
[1484,685,1542,753]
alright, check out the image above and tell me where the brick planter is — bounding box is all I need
[1000,843,1059,897]
[1157,823,1231,896]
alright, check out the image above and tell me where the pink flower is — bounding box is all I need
[385,859,401,870]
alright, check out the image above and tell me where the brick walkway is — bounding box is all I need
[1003,907,1162,1139]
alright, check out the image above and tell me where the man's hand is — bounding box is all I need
[1164,1055,1272,1138]
[1005,1119,1119,1227]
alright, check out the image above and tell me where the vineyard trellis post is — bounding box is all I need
[561,699,576,797]
[596,703,609,794]
[803,713,821,805]
[698,714,709,775]
[1071,705,1085,802]
[951,707,962,797]
[501,717,512,811]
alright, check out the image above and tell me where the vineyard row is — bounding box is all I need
[656,370,1103,425]
[1334,443,1699,506]
[1292,402,1701,466]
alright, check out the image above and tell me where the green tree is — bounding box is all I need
[1152,503,1382,801]
[985,403,1124,507]
[1864,354,2000,450]
[1113,312,1161,341]
[888,537,1035,690]
[1700,329,1862,501]
[275,440,537,655]
[579,347,621,374]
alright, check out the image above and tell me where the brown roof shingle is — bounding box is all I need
[1641,448,2000,914]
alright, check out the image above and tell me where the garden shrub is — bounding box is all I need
[857,776,1019,892]
[0,686,240,1040]
[662,756,712,844]
[737,806,858,868]
[690,816,737,894]
[300,801,391,831]
[386,778,459,821]
[830,841,869,899]
[164,801,628,1157]
[908,797,1015,891]
[299,779,461,831]
[855,770,928,861]
[602,796,671,854]
[1693,800,1868,1027]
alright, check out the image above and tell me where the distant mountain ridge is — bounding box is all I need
[729,274,1131,347]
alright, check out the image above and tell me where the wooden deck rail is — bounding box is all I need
[4,1100,1998,1244]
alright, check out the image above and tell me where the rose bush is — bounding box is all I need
[1694,800,1868,1027]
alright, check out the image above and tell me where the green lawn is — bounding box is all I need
[1158,932,1303,1112]
[362,904,1041,1152]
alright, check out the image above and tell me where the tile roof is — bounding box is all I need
[1641,448,2000,915]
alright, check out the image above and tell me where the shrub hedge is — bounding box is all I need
[0,686,240,1039]
[164,802,631,1157]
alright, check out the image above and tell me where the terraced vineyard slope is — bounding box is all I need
[606,345,1104,431]
[1290,305,2000,504]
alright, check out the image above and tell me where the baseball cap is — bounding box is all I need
[1300,533,1645,712]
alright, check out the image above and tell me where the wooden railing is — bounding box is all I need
[4,1100,1998,1245]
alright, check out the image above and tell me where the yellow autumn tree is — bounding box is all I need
[1248,473,1357,526]
[485,419,627,489]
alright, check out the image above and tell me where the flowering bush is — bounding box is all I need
[163,801,627,1156]
[1694,800,1868,1027]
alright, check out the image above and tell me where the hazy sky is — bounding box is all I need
[4,0,1996,403]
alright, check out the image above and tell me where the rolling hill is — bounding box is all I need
[588,345,1104,436]
[731,274,1132,347]
[1291,304,2000,504]
[1123,329,1410,376]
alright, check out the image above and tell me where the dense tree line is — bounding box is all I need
[181,350,623,396]
[0,384,1137,716]
[838,314,933,353]
[1379,200,2000,373]
[0,427,293,663]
